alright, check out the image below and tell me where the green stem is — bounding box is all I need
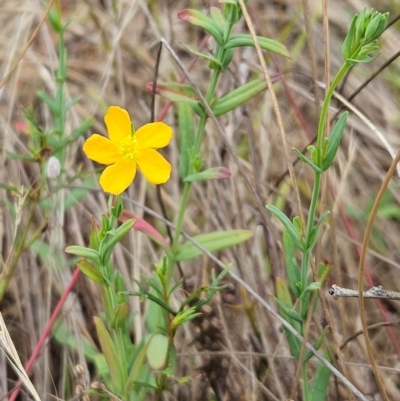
[302,365,309,400]
[298,62,351,400]
[168,52,228,279]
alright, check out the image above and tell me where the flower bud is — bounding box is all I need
[46,156,61,178]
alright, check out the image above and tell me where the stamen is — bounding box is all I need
[119,136,138,160]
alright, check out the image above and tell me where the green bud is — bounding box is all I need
[292,216,303,236]
[99,213,110,241]
[99,219,135,266]
[48,9,63,33]
[89,217,101,250]
[192,156,204,172]
[110,195,124,219]
[342,8,388,65]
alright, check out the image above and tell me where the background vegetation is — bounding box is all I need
[1,0,400,400]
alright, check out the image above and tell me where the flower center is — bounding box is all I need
[119,136,138,160]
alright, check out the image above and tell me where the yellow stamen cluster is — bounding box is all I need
[119,136,138,160]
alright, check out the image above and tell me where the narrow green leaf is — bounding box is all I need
[110,303,129,330]
[282,229,301,298]
[300,281,320,300]
[77,260,107,285]
[212,79,268,116]
[306,210,330,251]
[149,82,197,102]
[64,95,82,112]
[146,334,169,370]
[221,47,234,70]
[183,44,222,67]
[183,167,231,182]
[293,148,323,173]
[310,351,332,401]
[224,34,291,58]
[65,246,100,263]
[93,317,125,393]
[210,7,227,34]
[342,15,357,61]
[177,9,224,46]
[275,297,304,323]
[125,341,149,394]
[275,278,300,359]
[266,205,305,251]
[318,260,332,285]
[174,230,253,262]
[70,118,94,140]
[171,307,202,329]
[304,326,329,363]
[99,219,135,265]
[36,91,56,113]
[321,112,348,171]
[178,102,195,179]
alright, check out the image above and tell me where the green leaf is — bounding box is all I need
[177,9,224,47]
[322,112,348,171]
[183,167,231,182]
[282,229,301,298]
[174,230,253,262]
[275,278,300,359]
[300,281,320,300]
[293,148,323,173]
[183,44,222,67]
[306,210,330,251]
[36,91,56,113]
[224,34,291,58]
[99,219,135,265]
[266,205,305,251]
[304,326,329,363]
[77,260,107,285]
[210,7,227,34]
[310,351,332,401]
[93,317,125,393]
[70,118,94,140]
[212,79,268,116]
[318,260,332,285]
[275,297,303,323]
[178,102,195,179]
[64,95,82,112]
[146,334,169,370]
[125,340,148,394]
[342,15,357,61]
[171,306,202,329]
[150,81,205,117]
[221,47,234,70]
[149,82,197,103]
[65,246,100,263]
[110,303,129,330]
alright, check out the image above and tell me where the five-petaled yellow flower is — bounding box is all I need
[83,106,173,195]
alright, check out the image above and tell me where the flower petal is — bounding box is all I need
[135,122,173,149]
[104,106,132,144]
[83,134,120,164]
[99,159,137,195]
[136,148,171,184]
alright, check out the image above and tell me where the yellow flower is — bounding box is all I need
[83,106,173,195]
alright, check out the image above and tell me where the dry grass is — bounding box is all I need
[1,0,400,400]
